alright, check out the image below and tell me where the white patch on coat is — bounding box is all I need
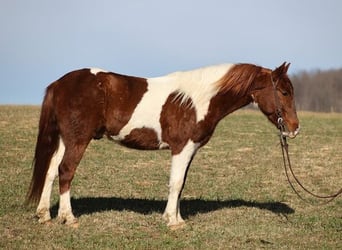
[90,68,108,75]
[167,64,234,119]
[113,75,174,142]
[114,64,234,142]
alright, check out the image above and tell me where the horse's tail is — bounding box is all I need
[26,84,60,204]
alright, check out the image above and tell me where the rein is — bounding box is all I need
[271,76,342,204]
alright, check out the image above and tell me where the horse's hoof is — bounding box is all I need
[43,220,53,226]
[57,214,78,226]
[36,209,51,224]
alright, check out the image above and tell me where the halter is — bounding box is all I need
[271,74,342,204]
[270,75,284,130]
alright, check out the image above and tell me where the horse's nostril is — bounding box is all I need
[288,125,300,138]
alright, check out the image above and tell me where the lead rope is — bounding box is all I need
[277,121,342,204]
[271,75,342,204]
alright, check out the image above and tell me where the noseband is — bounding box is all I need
[271,74,342,204]
[270,75,289,138]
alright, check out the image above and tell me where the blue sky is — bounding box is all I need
[1,0,341,104]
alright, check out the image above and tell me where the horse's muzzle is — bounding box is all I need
[282,125,300,139]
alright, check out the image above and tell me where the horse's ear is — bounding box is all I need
[284,62,291,73]
[272,62,291,80]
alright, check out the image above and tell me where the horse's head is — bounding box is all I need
[251,62,300,138]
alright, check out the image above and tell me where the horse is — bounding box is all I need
[26,62,300,228]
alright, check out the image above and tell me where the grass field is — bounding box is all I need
[0,106,341,249]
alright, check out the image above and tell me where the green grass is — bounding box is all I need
[0,106,341,249]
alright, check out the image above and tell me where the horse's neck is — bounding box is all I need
[206,91,253,125]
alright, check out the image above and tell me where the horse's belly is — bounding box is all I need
[111,127,169,150]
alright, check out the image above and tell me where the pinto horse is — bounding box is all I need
[27,62,300,227]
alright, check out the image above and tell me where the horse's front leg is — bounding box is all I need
[163,140,198,228]
[57,190,76,225]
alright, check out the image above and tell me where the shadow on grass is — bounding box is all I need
[51,197,294,218]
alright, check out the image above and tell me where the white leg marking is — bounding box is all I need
[57,190,77,225]
[163,140,199,227]
[36,138,65,223]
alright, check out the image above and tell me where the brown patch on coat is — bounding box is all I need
[27,68,149,199]
[98,72,148,136]
[160,92,197,155]
[120,127,161,150]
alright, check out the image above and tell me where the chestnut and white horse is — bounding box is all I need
[27,62,300,227]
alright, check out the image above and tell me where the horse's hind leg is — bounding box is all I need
[57,140,90,225]
[36,138,65,223]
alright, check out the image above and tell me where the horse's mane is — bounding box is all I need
[216,64,263,97]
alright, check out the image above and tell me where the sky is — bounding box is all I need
[1,0,341,104]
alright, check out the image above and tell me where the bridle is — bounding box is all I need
[271,75,342,204]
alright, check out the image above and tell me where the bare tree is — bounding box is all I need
[291,69,342,112]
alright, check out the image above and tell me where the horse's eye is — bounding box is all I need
[280,90,289,96]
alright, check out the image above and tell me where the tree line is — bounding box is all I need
[290,68,342,113]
